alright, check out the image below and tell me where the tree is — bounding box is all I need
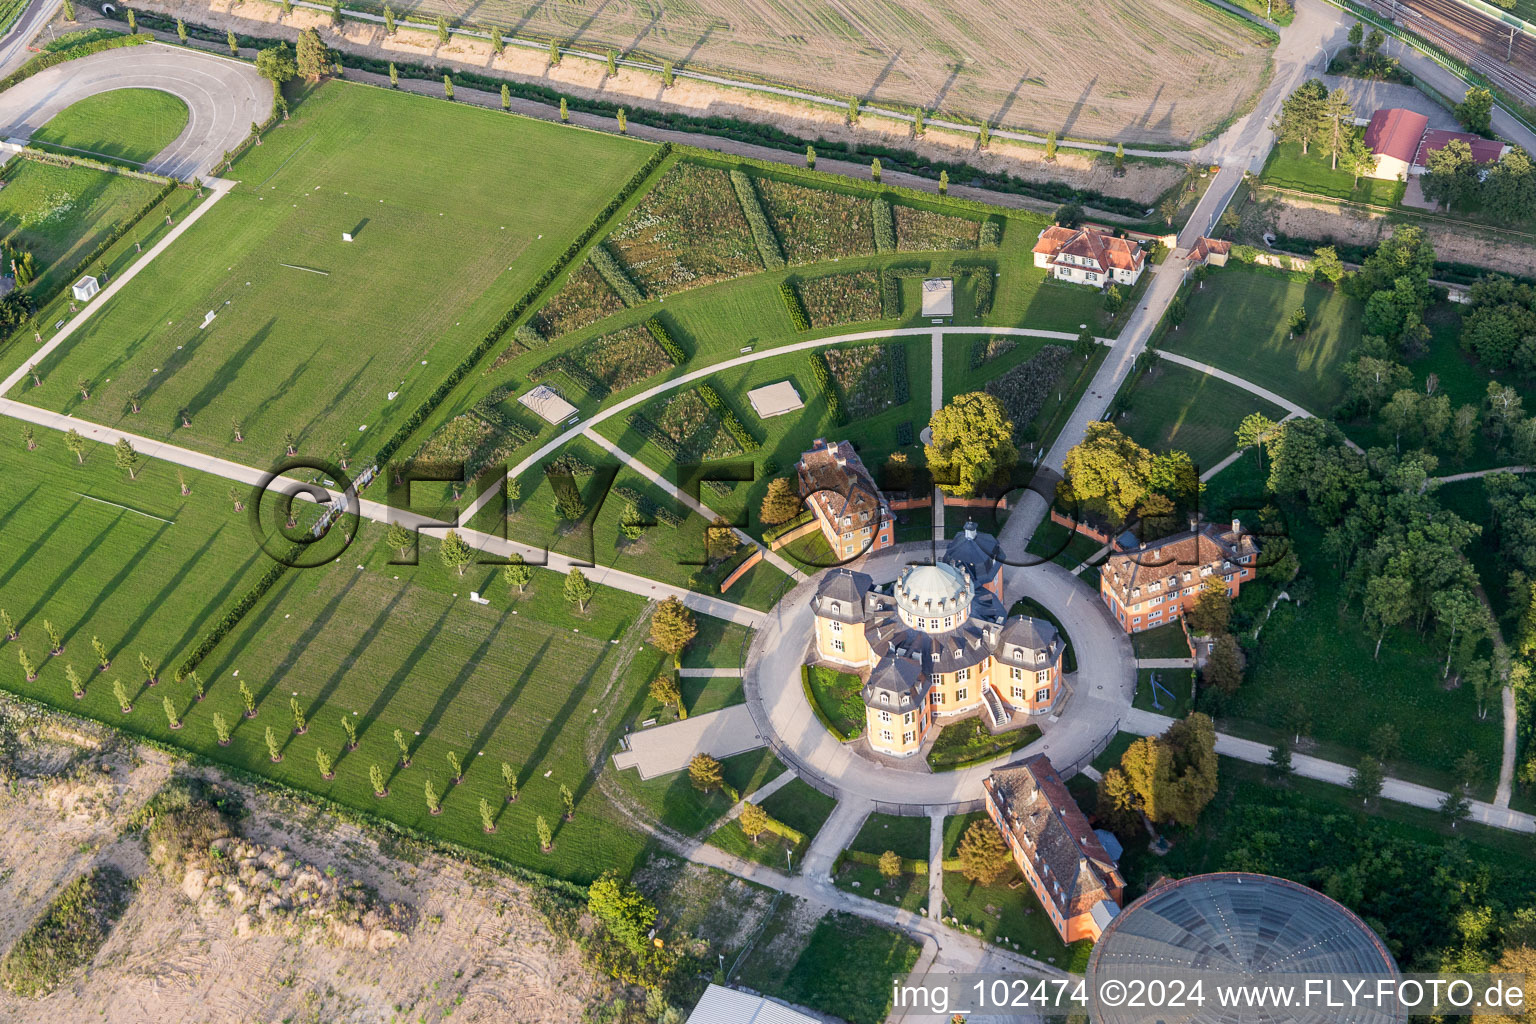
[978,122,990,148]
[114,438,139,479]
[1121,714,1219,826]
[760,477,803,526]
[846,95,859,124]
[1423,138,1480,212]
[439,530,474,576]
[1486,148,1536,223]
[938,169,948,195]
[479,797,496,833]
[139,652,158,685]
[870,157,881,183]
[394,728,412,766]
[560,97,568,122]
[20,425,34,451]
[536,815,553,851]
[1364,572,1413,658]
[878,849,902,879]
[501,552,533,594]
[1456,86,1495,136]
[1274,79,1328,154]
[256,44,297,83]
[315,747,333,779]
[1114,142,1124,174]
[1267,736,1294,780]
[265,726,283,762]
[340,715,358,749]
[1235,412,1280,472]
[370,763,388,796]
[65,663,84,699]
[383,4,395,33]
[564,567,594,611]
[1348,21,1364,45]
[1185,582,1233,636]
[650,674,684,719]
[926,392,1016,498]
[112,678,131,713]
[43,620,62,655]
[1062,422,1156,524]
[1286,305,1309,336]
[805,145,816,169]
[649,597,697,666]
[389,62,398,88]
[64,429,85,464]
[956,820,1011,884]
[1319,88,1357,170]
[1343,356,1412,415]
[176,17,187,43]
[663,60,674,87]
[587,871,657,954]
[92,636,110,671]
[1369,723,1401,763]
[1045,130,1057,159]
[0,608,12,640]
[436,14,449,42]
[289,696,307,734]
[1349,754,1384,804]
[1203,633,1244,695]
[386,522,413,560]
[18,647,36,682]
[212,712,230,745]
[488,25,503,51]
[296,28,329,81]
[501,84,510,111]
[443,75,454,100]
[1344,130,1377,185]
[616,107,626,133]
[1312,245,1345,285]
[502,762,519,801]
[126,8,135,32]
[228,29,239,55]
[329,0,341,25]
[239,681,256,717]
[739,802,771,844]
[424,779,441,815]
[1439,787,1471,827]
[688,752,723,792]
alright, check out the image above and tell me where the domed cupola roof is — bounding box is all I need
[894,563,973,631]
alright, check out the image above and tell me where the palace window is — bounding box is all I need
[881,729,893,742]
[831,639,845,652]
[957,667,971,681]
[878,710,891,723]
[1010,667,1023,680]
[1012,686,1025,700]
[830,620,842,632]
[903,711,914,726]
[956,688,968,702]
[902,731,915,744]
[1036,687,1050,703]
[1037,669,1051,683]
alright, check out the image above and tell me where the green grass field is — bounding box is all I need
[30,89,189,166]
[1260,141,1404,207]
[1161,264,1362,413]
[0,159,164,298]
[1135,666,1194,717]
[1120,360,1286,470]
[9,81,654,471]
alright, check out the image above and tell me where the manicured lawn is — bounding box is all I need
[1134,667,1194,717]
[708,818,802,870]
[1260,141,1404,207]
[1130,623,1191,659]
[1221,518,1502,795]
[633,674,744,727]
[1120,360,1285,471]
[0,158,165,298]
[734,906,921,1024]
[926,718,1041,771]
[1161,264,1362,413]
[10,80,655,471]
[834,861,928,910]
[1009,597,1077,671]
[712,777,837,871]
[614,747,786,839]
[1024,518,1105,571]
[30,89,189,166]
[759,778,838,840]
[680,619,752,668]
[942,871,1090,970]
[804,664,864,739]
[848,811,932,860]
[1090,731,1140,773]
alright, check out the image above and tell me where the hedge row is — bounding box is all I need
[589,245,643,306]
[698,383,760,453]
[779,281,809,332]
[0,30,151,94]
[890,341,909,405]
[644,316,686,363]
[872,198,896,253]
[729,169,785,270]
[980,219,1003,250]
[614,485,683,528]
[174,544,299,682]
[373,144,671,470]
[513,322,545,349]
[807,351,844,424]
[625,410,685,460]
[879,271,902,318]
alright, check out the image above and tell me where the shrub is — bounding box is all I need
[729,169,785,270]
[698,383,760,453]
[513,322,544,350]
[972,267,995,316]
[872,198,896,253]
[588,244,643,306]
[780,281,809,332]
[979,219,1003,250]
[808,351,844,424]
[0,866,130,997]
[879,271,902,319]
[614,485,684,528]
[798,271,881,328]
[644,316,686,364]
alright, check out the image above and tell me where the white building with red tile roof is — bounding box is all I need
[1032,225,1146,288]
[1364,109,1511,180]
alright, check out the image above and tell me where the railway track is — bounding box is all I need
[1359,0,1536,107]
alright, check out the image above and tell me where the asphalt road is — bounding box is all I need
[0,0,63,79]
[0,42,268,179]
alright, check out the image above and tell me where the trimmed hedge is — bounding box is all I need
[645,316,686,363]
[626,410,685,460]
[779,281,809,332]
[0,31,151,94]
[872,198,896,253]
[889,341,909,405]
[878,271,902,319]
[374,144,671,470]
[589,244,643,306]
[972,267,995,316]
[807,351,844,424]
[980,219,1003,250]
[698,383,760,453]
[729,169,785,270]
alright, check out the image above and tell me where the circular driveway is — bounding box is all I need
[743,543,1135,811]
[0,44,268,179]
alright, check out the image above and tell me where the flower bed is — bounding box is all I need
[798,270,882,329]
[984,345,1072,437]
[756,177,876,264]
[893,206,980,251]
[606,162,761,298]
[824,340,908,419]
[969,336,1018,369]
[564,324,676,394]
[652,390,743,461]
[531,261,625,340]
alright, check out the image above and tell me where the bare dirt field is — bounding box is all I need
[1237,187,1536,279]
[0,701,612,1024]
[147,0,1267,148]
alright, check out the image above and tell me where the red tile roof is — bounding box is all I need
[1033,226,1144,273]
[1364,108,1429,165]
[1414,129,1506,168]
[1188,237,1231,263]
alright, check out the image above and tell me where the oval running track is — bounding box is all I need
[0,42,268,179]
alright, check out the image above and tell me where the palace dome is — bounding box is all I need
[893,563,972,631]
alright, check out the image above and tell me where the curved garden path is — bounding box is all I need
[0,43,268,178]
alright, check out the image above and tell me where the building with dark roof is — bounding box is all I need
[1099,519,1259,634]
[1031,225,1146,288]
[1413,128,1509,170]
[796,439,893,560]
[812,526,1062,757]
[984,755,1124,944]
[1088,872,1402,1024]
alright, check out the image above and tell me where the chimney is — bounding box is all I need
[1187,512,1199,533]
[964,520,977,540]
[1232,517,1242,536]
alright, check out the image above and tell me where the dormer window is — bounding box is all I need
[879,692,890,705]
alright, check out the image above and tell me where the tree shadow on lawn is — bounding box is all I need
[296,355,374,444]
[311,585,409,770]
[110,522,223,658]
[528,658,607,842]
[164,546,264,665]
[42,517,168,657]
[418,612,509,748]
[0,495,74,596]
[363,600,456,786]
[485,638,552,829]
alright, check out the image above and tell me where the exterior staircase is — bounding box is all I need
[982,686,1011,728]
